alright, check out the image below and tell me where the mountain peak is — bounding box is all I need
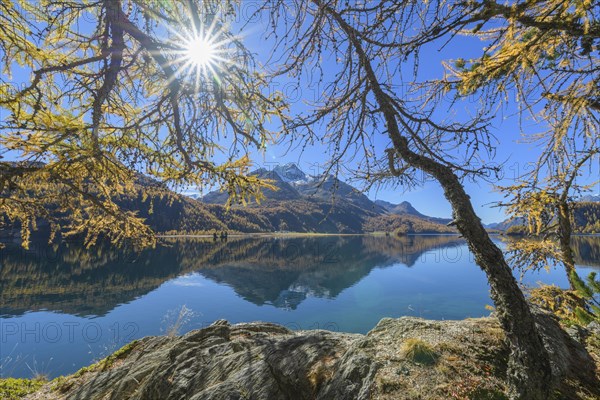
[373,200,452,225]
[273,163,307,183]
[581,194,600,203]
[395,201,420,214]
[375,200,418,215]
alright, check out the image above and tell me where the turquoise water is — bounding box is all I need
[0,235,598,378]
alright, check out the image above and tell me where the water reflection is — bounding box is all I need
[0,235,466,316]
[1,234,598,379]
[571,236,600,268]
[184,235,467,309]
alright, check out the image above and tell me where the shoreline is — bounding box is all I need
[8,314,600,400]
[3,230,599,243]
[157,231,465,239]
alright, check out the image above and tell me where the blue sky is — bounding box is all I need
[233,10,599,224]
[2,2,598,225]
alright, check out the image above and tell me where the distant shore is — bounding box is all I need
[156,231,464,239]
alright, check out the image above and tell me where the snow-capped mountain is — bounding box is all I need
[273,163,312,185]
[581,194,600,202]
[194,163,455,234]
[201,163,383,212]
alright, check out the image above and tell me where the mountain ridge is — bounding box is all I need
[200,163,439,221]
[0,163,456,237]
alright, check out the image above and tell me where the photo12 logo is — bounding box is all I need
[0,321,139,345]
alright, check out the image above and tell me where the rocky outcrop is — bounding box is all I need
[26,314,600,400]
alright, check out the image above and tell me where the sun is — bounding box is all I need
[184,35,218,68]
[163,5,242,89]
[174,29,233,87]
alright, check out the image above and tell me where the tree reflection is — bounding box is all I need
[4,234,586,316]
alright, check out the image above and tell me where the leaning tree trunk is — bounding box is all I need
[557,200,577,289]
[321,5,552,398]
[391,139,552,399]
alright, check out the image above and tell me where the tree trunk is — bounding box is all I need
[557,200,576,289]
[392,141,552,399]
[319,5,552,397]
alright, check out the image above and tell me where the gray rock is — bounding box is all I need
[587,320,600,335]
[27,315,600,400]
[34,322,365,400]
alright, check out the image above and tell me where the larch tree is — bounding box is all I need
[254,0,555,398]
[0,0,284,248]
[437,0,599,315]
[500,149,599,289]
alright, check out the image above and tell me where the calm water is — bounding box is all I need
[1,235,599,379]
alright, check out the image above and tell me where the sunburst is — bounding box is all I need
[185,35,218,68]
[166,8,239,91]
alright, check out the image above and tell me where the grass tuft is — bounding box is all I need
[401,338,439,366]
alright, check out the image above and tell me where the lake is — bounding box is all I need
[1,234,599,379]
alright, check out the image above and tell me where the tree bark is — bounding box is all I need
[319,3,552,398]
[392,141,551,399]
[557,200,577,289]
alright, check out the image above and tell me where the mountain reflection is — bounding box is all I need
[0,235,468,316]
[184,235,467,309]
[571,236,600,268]
[2,235,597,316]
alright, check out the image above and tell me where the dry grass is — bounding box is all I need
[401,338,438,366]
